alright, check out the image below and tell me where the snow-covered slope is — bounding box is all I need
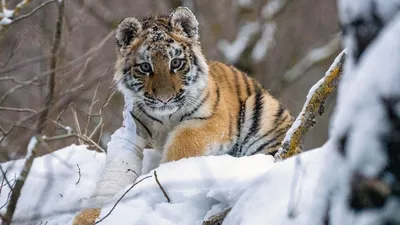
[0,145,105,225]
[0,143,332,225]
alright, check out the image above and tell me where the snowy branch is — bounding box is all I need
[274,51,346,161]
[282,34,341,84]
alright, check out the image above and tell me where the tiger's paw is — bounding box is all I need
[73,208,101,225]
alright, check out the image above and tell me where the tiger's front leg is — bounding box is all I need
[161,118,229,163]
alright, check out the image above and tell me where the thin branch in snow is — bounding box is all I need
[275,51,346,161]
[0,166,11,190]
[282,34,341,84]
[1,136,39,225]
[94,175,152,224]
[154,170,171,203]
[75,164,81,185]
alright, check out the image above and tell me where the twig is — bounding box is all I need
[0,107,36,113]
[274,51,346,161]
[0,55,48,74]
[0,166,11,190]
[84,77,100,136]
[202,207,232,225]
[71,107,83,145]
[11,0,55,24]
[154,170,170,203]
[94,175,152,224]
[75,164,81,185]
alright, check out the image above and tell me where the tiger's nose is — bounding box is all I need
[156,96,174,104]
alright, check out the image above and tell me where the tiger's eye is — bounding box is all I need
[139,63,152,74]
[171,58,183,70]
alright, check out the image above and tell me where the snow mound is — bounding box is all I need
[95,153,275,225]
[0,145,106,225]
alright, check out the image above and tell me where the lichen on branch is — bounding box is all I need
[274,50,346,161]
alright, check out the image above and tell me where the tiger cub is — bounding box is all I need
[115,7,294,163]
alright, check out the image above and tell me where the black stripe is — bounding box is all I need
[229,101,246,157]
[240,90,263,150]
[180,90,210,122]
[137,107,163,125]
[228,111,233,139]
[243,74,251,96]
[252,127,287,154]
[184,84,221,121]
[247,113,289,150]
[273,103,285,124]
[251,78,260,92]
[252,126,290,154]
[217,64,233,92]
[130,111,152,139]
[231,67,242,102]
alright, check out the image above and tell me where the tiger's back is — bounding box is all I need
[207,61,293,156]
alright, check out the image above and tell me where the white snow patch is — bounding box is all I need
[26,136,38,159]
[237,0,253,7]
[0,145,106,225]
[218,22,259,63]
[251,22,276,62]
[261,0,288,19]
[95,154,275,225]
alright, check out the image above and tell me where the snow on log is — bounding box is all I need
[274,51,346,161]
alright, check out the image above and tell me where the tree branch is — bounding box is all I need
[36,0,64,133]
[275,50,346,161]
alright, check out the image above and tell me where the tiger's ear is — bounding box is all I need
[170,7,199,41]
[116,17,142,51]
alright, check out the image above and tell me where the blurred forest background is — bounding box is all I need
[0,0,340,161]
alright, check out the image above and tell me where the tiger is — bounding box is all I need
[115,7,295,161]
[73,7,295,225]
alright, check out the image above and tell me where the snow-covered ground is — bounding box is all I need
[0,142,331,225]
[0,145,105,225]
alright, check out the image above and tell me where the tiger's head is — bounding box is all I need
[114,7,208,116]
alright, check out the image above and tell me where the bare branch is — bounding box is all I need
[0,107,36,113]
[275,51,346,160]
[94,175,152,224]
[36,0,64,133]
[282,34,341,84]
[75,164,81,185]
[154,170,171,203]
[11,0,55,24]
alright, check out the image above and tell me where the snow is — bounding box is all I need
[261,0,288,19]
[328,11,400,224]
[0,145,106,225]
[237,0,253,7]
[224,143,342,225]
[251,23,276,62]
[97,154,275,225]
[217,22,259,63]
[26,136,37,159]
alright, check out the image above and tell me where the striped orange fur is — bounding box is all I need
[114,7,294,163]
